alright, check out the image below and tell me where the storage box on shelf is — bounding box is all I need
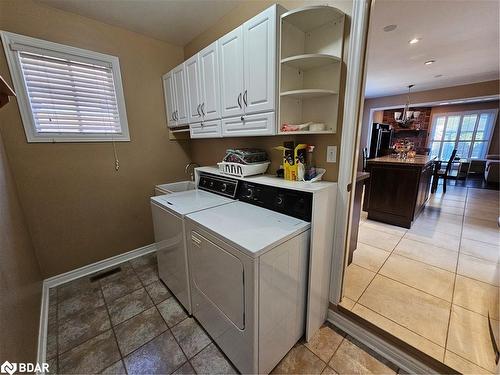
[278,6,345,135]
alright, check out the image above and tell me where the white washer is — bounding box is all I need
[186,201,311,374]
[151,188,234,313]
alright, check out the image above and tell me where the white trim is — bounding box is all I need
[36,284,50,370]
[0,31,130,143]
[37,243,157,369]
[327,309,437,374]
[44,243,157,288]
[329,0,371,304]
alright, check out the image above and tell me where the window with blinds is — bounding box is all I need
[1,31,129,142]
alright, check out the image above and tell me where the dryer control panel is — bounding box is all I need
[238,181,312,222]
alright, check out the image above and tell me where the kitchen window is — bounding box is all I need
[0,31,129,142]
[428,109,498,160]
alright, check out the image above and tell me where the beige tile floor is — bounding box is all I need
[46,253,400,374]
[341,185,499,374]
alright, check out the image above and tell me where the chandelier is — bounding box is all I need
[394,84,420,128]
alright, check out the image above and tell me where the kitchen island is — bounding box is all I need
[363,155,435,228]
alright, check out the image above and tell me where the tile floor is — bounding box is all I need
[342,184,499,374]
[46,253,401,374]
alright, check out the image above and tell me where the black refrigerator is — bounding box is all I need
[369,123,393,159]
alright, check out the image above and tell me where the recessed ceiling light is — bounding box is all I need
[425,60,436,65]
[383,24,397,32]
[434,74,443,78]
[408,38,421,44]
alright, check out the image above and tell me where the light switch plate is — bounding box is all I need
[327,146,337,163]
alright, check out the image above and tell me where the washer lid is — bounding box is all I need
[151,190,233,216]
[186,201,310,257]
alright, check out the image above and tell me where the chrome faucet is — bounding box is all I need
[185,162,200,181]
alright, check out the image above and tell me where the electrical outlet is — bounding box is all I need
[326,146,337,163]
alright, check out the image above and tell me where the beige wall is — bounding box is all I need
[430,100,500,155]
[0,123,42,362]
[0,0,191,277]
[185,0,353,182]
[359,80,500,168]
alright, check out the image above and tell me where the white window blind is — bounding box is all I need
[1,32,129,142]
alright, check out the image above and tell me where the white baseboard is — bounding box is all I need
[327,309,436,374]
[37,243,157,368]
[44,243,157,288]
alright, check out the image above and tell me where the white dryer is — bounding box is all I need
[150,175,237,313]
[186,177,312,374]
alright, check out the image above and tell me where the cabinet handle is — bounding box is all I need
[201,103,205,116]
[197,104,201,116]
[243,90,248,107]
[237,93,242,109]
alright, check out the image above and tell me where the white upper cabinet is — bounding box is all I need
[199,41,221,121]
[164,4,281,136]
[219,27,245,118]
[243,5,276,115]
[162,71,177,128]
[185,54,202,124]
[172,64,189,126]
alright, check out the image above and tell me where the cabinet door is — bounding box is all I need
[185,54,202,124]
[162,72,177,128]
[189,119,222,139]
[219,26,245,118]
[199,41,221,121]
[221,111,275,137]
[172,64,189,125]
[243,5,276,115]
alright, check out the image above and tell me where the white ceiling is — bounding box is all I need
[37,0,240,46]
[365,0,500,98]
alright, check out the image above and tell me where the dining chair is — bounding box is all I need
[362,147,368,171]
[431,149,458,194]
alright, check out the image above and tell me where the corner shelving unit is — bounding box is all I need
[278,5,345,135]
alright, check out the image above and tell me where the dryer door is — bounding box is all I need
[190,230,245,329]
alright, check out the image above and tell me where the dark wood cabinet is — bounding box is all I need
[363,156,435,228]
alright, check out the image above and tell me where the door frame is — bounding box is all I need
[329,0,371,306]
[327,1,449,373]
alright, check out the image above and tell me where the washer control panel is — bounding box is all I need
[198,173,238,198]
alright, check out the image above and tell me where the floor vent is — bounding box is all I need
[89,267,121,282]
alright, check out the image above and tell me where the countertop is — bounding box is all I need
[367,155,436,167]
[195,166,336,193]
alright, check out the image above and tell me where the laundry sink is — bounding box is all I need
[155,181,196,195]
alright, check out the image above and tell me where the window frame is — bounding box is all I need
[0,31,130,143]
[428,108,498,160]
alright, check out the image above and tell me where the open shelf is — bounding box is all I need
[169,126,190,133]
[277,130,335,135]
[281,6,344,32]
[281,54,340,70]
[280,89,337,99]
[278,5,344,136]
